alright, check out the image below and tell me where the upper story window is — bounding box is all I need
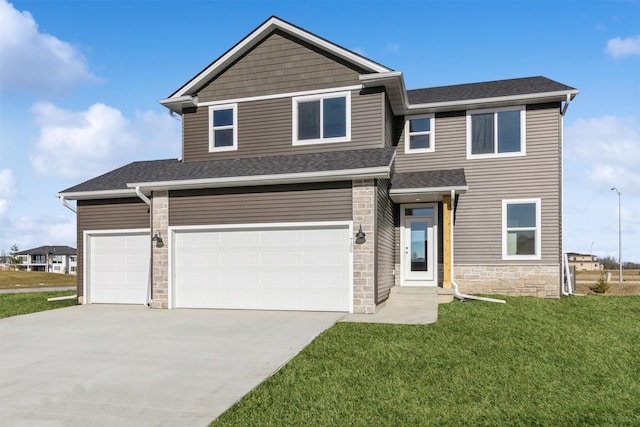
[209,104,237,152]
[502,198,541,260]
[405,115,435,153]
[292,92,350,145]
[467,106,525,159]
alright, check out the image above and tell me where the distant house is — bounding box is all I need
[16,246,77,274]
[566,252,601,272]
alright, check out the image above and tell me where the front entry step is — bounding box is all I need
[392,286,455,304]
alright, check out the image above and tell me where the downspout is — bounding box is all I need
[450,189,506,304]
[561,93,572,116]
[134,186,153,306]
[53,196,78,301]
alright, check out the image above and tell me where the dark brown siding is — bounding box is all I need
[76,198,150,296]
[169,182,352,225]
[394,104,562,265]
[182,89,384,162]
[375,179,394,302]
[198,30,364,102]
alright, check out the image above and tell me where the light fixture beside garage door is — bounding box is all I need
[355,225,366,244]
[151,230,164,247]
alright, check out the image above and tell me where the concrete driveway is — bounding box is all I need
[0,305,344,426]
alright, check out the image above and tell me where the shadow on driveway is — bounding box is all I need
[0,305,344,426]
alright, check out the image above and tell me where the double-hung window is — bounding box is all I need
[502,198,541,260]
[405,115,435,153]
[293,92,350,145]
[467,106,525,158]
[209,104,237,152]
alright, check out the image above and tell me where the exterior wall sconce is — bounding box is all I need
[152,230,164,248]
[355,225,366,244]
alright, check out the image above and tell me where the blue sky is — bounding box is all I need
[1,0,639,263]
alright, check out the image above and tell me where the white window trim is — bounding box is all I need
[502,198,541,261]
[404,114,435,154]
[209,104,238,152]
[292,91,351,146]
[466,106,526,159]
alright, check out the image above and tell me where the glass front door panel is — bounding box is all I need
[410,221,428,272]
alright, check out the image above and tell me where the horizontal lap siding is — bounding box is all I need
[394,105,561,264]
[76,198,150,296]
[198,31,363,102]
[183,90,384,161]
[376,179,394,302]
[169,183,352,225]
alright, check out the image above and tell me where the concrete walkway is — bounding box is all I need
[0,286,75,294]
[0,305,343,426]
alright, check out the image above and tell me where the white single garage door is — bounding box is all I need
[173,224,351,311]
[87,231,150,304]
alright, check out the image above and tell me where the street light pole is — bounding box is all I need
[611,187,622,283]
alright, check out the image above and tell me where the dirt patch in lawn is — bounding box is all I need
[574,269,640,295]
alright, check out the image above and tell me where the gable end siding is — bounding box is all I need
[198,30,364,103]
[76,198,150,297]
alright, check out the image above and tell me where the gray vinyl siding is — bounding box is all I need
[384,98,394,148]
[375,179,394,302]
[76,198,150,296]
[169,182,352,225]
[394,103,562,265]
[198,30,364,103]
[182,89,384,162]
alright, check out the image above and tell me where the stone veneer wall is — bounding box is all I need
[352,179,376,313]
[454,264,561,298]
[151,191,169,308]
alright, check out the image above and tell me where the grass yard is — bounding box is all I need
[213,296,640,426]
[0,271,76,289]
[0,291,78,319]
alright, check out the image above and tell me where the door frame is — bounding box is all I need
[400,203,438,286]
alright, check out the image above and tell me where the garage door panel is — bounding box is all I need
[174,225,350,311]
[89,233,149,305]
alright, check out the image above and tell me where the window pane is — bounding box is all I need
[410,134,430,150]
[471,113,494,154]
[298,101,320,140]
[498,110,521,153]
[323,97,346,138]
[507,203,536,227]
[410,221,428,272]
[213,109,233,127]
[410,117,430,133]
[405,208,434,217]
[507,230,535,255]
[214,129,234,147]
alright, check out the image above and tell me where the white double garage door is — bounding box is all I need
[85,223,352,312]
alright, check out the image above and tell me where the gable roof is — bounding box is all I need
[164,16,392,102]
[407,76,577,105]
[58,148,396,199]
[17,246,77,255]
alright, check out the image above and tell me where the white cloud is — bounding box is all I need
[0,169,16,197]
[565,115,640,195]
[384,42,400,54]
[29,102,180,180]
[0,0,99,94]
[606,35,640,58]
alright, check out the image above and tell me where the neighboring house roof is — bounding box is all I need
[407,76,577,105]
[59,148,396,198]
[17,246,77,255]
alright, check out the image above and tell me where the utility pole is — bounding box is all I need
[611,187,622,283]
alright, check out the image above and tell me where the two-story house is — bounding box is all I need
[15,245,77,274]
[567,253,602,271]
[57,17,578,313]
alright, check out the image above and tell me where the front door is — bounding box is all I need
[401,205,437,286]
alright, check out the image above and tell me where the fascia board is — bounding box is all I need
[172,17,391,99]
[126,167,391,191]
[56,189,138,200]
[390,186,469,195]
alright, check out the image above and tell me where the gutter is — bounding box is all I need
[134,186,151,206]
[58,196,77,213]
[449,189,506,304]
[560,93,572,116]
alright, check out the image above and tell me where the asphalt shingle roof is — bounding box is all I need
[60,148,396,193]
[17,245,77,255]
[391,169,467,190]
[407,76,576,105]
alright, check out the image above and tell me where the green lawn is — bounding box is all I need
[0,291,78,319]
[213,296,640,426]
